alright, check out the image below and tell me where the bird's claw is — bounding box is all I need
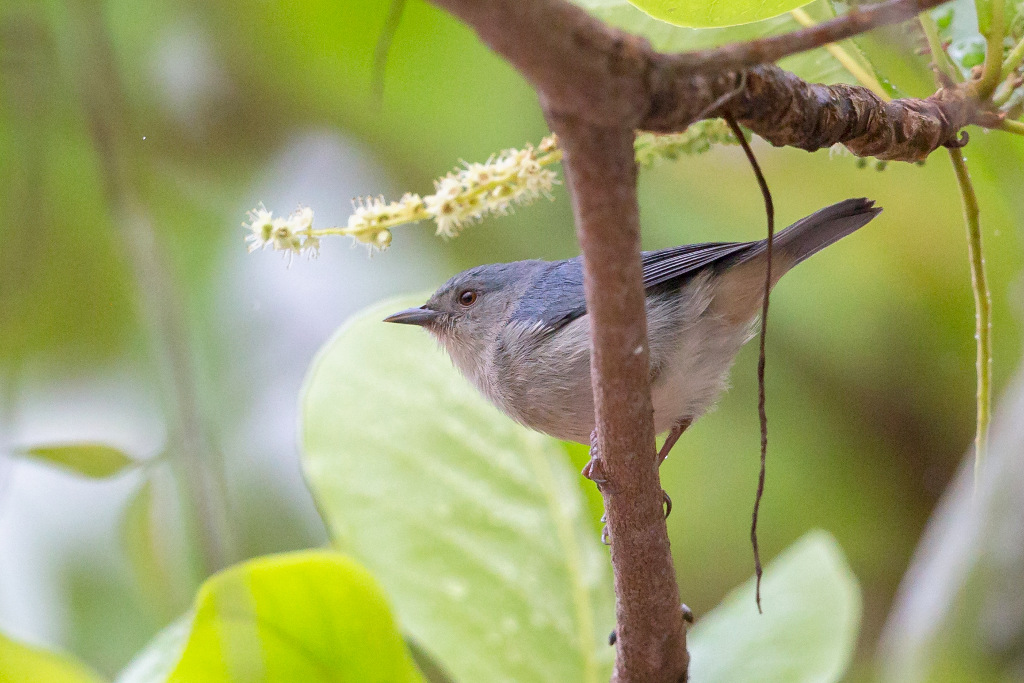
[581,457,609,490]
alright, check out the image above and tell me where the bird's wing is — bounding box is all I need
[640,241,752,289]
[510,242,754,334]
[509,260,588,333]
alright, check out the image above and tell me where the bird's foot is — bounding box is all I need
[582,428,609,491]
[581,457,609,490]
[662,490,672,519]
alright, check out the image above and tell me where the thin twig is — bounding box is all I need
[991,74,1021,107]
[973,0,1005,99]
[1000,118,1024,135]
[918,12,963,82]
[948,147,992,488]
[668,0,951,73]
[724,115,774,614]
[1003,35,1024,75]
[788,7,889,99]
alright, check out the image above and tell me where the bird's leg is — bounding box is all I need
[582,428,615,544]
[587,417,692,535]
[581,428,608,491]
[658,417,692,519]
[658,417,692,465]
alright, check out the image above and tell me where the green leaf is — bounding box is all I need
[688,531,862,683]
[949,36,988,68]
[22,443,136,478]
[622,0,815,28]
[117,551,424,683]
[120,480,186,619]
[0,630,104,683]
[122,482,158,578]
[301,296,615,683]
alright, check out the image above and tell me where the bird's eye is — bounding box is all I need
[458,290,478,307]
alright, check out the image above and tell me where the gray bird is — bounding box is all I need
[385,198,880,473]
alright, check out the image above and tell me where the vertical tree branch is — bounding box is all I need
[550,116,688,682]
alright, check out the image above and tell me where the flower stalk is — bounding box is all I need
[246,126,740,258]
[246,136,561,258]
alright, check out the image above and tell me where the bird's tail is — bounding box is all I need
[740,197,882,267]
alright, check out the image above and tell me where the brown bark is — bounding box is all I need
[644,64,974,161]
[551,116,688,682]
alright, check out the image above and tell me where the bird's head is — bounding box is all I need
[384,262,541,374]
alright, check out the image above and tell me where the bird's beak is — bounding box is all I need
[383,306,440,327]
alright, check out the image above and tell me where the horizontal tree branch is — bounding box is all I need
[644,64,974,161]
[435,0,1002,163]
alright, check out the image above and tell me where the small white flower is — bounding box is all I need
[291,206,314,231]
[243,205,319,259]
[243,205,276,252]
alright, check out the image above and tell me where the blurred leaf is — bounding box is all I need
[879,366,1024,683]
[596,0,815,28]
[117,551,424,683]
[21,443,137,478]
[120,480,182,620]
[949,35,988,68]
[688,530,861,683]
[301,296,615,683]
[115,616,191,683]
[0,629,104,683]
[121,481,158,584]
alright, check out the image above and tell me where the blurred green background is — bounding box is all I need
[1,0,1022,680]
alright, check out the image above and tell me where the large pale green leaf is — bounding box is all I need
[301,296,615,683]
[117,551,424,683]
[0,630,104,683]
[688,531,861,683]
[21,443,136,478]
[622,0,814,28]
